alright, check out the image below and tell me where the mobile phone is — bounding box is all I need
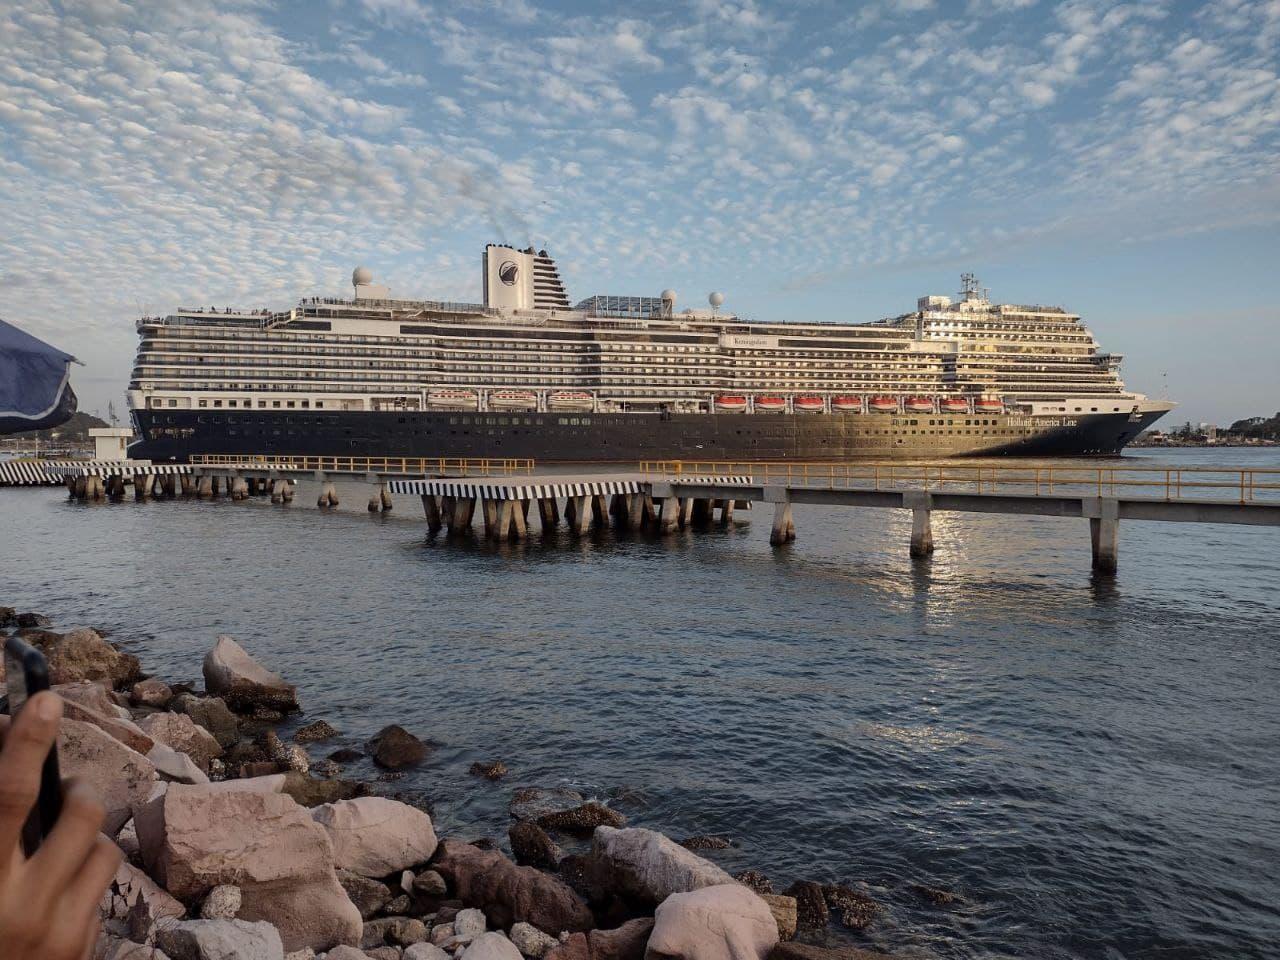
[4,636,64,856]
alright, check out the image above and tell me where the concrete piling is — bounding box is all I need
[422,494,443,534]
[659,496,681,534]
[769,501,795,546]
[230,477,250,501]
[591,494,609,527]
[1090,498,1119,574]
[679,497,694,528]
[317,481,339,508]
[380,485,393,511]
[718,499,735,526]
[904,491,934,558]
[566,496,591,536]
[537,497,559,533]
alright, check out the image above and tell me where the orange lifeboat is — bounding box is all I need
[831,395,862,413]
[794,395,825,413]
[974,398,1004,414]
[548,390,594,412]
[754,395,787,413]
[714,394,748,413]
[904,396,934,413]
[868,395,899,414]
[489,389,538,411]
[940,397,969,414]
[426,388,479,411]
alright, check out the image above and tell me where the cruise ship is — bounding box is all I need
[128,245,1174,462]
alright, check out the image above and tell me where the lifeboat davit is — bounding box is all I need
[489,389,538,411]
[904,396,935,413]
[426,388,479,411]
[714,394,748,413]
[754,395,787,413]
[868,395,899,414]
[794,395,825,413]
[831,395,862,413]
[974,398,1004,414]
[940,397,969,414]
[547,390,594,412]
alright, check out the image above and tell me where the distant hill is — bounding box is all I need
[8,410,109,443]
[1228,413,1280,439]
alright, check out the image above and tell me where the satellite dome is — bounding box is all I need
[352,266,373,286]
[661,289,677,301]
[708,291,725,308]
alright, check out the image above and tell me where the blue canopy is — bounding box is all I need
[0,317,78,434]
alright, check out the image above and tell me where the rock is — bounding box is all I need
[59,695,156,754]
[430,923,455,946]
[537,801,625,835]
[329,747,364,763]
[759,895,797,941]
[55,679,121,715]
[132,678,174,708]
[734,872,772,895]
[367,725,429,770]
[172,694,241,749]
[16,610,50,627]
[400,870,416,893]
[452,908,486,942]
[156,918,284,960]
[680,836,732,851]
[646,884,778,960]
[31,627,141,687]
[140,712,224,772]
[94,935,174,960]
[202,635,299,713]
[509,821,562,869]
[405,945,451,960]
[391,918,429,946]
[59,718,157,834]
[780,883,826,930]
[363,918,400,948]
[102,858,185,935]
[117,819,141,862]
[0,605,14,627]
[542,919,652,960]
[150,742,211,785]
[433,839,593,935]
[509,922,558,959]
[339,871,393,919]
[766,944,894,960]
[469,761,508,780]
[312,797,438,877]
[460,933,523,960]
[589,826,734,906]
[313,759,342,779]
[201,885,242,920]
[295,719,338,743]
[508,787,583,823]
[368,950,402,960]
[284,951,316,960]
[909,883,964,906]
[265,731,311,774]
[821,885,878,931]
[133,783,362,953]
[385,895,412,914]
[412,870,448,898]
[281,770,366,807]
[328,948,372,960]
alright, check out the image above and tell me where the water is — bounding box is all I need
[2,448,1278,959]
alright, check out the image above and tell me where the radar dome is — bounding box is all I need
[708,291,725,308]
[352,266,374,286]
[661,289,677,301]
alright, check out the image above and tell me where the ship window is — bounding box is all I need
[558,418,569,425]
[272,401,281,408]
[258,400,266,407]
[199,399,208,408]
[315,401,323,409]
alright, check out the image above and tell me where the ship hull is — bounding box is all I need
[131,407,1169,463]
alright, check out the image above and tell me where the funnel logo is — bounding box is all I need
[498,261,519,286]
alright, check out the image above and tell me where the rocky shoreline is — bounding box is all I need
[0,605,921,960]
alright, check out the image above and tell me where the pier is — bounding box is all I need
[7,454,1278,574]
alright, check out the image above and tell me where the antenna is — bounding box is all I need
[1161,371,1168,400]
[960,273,980,299]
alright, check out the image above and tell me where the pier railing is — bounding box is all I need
[640,460,1280,504]
[188,455,535,476]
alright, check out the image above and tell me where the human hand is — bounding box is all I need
[0,691,123,959]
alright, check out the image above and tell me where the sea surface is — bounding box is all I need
[2,447,1278,960]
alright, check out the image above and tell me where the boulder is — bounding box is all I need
[509,787,584,823]
[32,627,141,687]
[509,922,558,958]
[139,712,223,772]
[327,948,372,960]
[0,605,14,627]
[131,678,174,708]
[94,935,174,960]
[433,839,593,935]
[734,873,772,895]
[766,945,894,960]
[201,885,243,920]
[590,827,734,906]
[101,857,185,932]
[15,611,51,627]
[461,932,524,960]
[543,919,653,960]
[149,743,211,784]
[405,945,451,960]
[312,797,438,877]
[909,883,964,906]
[368,951,402,960]
[329,747,363,763]
[172,694,241,749]
[59,695,155,755]
[133,783,361,953]
[469,760,508,780]
[339,870,393,919]
[646,884,778,960]
[59,718,157,834]
[202,635,299,712]
[509,821,562,869]
[680,837,732,851]
[55,679,121,716]
[367,725,429,770]
[538,801,625,835]
[294,720,338,743]
[283,952,316,960]
[821,885,878,931]
[412,869,447,898]
[156,918,284,960]
[453,907,487,941]
[758,895,796,941]
[264,731,310,774]
[780,883,826,930]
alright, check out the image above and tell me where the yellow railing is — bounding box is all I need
[640,460,1280,504]
[188,455,535,476]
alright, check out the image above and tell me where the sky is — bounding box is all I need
[0,0,1277,426]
